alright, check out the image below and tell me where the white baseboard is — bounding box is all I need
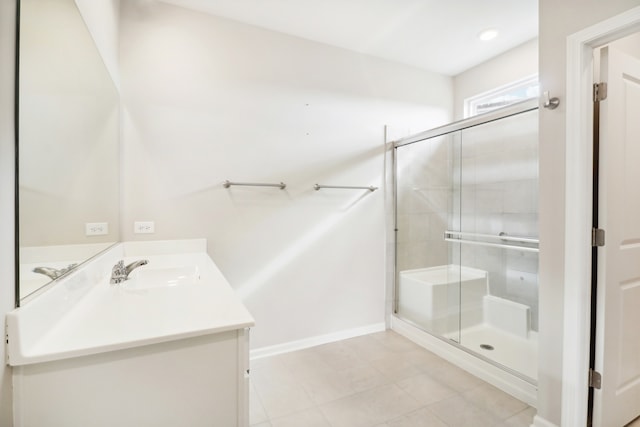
[250,322,386,360]
[531,415,558,427]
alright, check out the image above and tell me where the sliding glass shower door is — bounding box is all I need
[395,131,462,341]
[394,102,539,383]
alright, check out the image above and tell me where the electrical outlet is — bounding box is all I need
[134,221,155,234]
[86,222,108,236]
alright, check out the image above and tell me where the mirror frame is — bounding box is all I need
[14,0,21,308]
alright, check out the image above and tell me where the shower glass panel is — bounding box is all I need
[395,103,539,383]
[395,132,462,341]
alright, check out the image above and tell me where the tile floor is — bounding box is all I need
[249,330,536,427]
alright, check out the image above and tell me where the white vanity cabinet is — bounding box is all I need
[12,328,251,427]
[7,240,254,427]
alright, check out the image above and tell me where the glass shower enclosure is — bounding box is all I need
[394,99,539,383]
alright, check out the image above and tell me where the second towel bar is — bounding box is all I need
[314,184,377,192]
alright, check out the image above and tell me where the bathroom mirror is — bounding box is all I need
[17,0,120,303]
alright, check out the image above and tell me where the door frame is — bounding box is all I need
[562,6,640,426]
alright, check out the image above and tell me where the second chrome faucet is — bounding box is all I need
[110,259,149,284]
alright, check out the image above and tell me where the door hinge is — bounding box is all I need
[589,369,602,389]
[594,82,608,102]
[592,228,605,247]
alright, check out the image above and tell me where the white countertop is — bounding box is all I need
[6,240,255,366]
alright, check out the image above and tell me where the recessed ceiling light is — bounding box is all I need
[478,28,499,41]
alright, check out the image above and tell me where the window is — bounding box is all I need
[465,75,539,117]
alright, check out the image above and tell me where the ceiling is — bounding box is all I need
[158,0,538,76]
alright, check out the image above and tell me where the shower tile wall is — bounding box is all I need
[456,111,539,330]
[396,135,452,273]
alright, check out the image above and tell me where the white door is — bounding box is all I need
[594,45,640,427]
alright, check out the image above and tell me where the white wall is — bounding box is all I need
[453,38,538,120]
[118,1,453,350]
[538,1,640,425]
[74,0,120,88]
[0,0,15,424]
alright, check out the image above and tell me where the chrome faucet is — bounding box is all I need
[110,259,149,284]
[33,263,78,280]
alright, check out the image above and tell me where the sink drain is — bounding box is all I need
[480,344,494,351]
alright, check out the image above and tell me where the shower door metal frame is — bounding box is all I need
[391,98,540,385]
[394,98,539,148]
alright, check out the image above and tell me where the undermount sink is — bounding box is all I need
[122,265,200,289]
[6,240,255,366]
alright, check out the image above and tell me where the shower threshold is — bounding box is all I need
[391,315,538,406]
